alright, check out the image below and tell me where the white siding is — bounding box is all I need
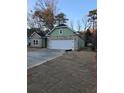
[78,37,85,48]
[74,36,79,50]
[30,39,42,47]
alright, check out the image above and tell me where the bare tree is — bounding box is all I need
[77,20,82,32]
[27,11,35,28]
[82,16,91,31]
[27,10,44,30]
[69,21,74,30]
[34,0,58,30]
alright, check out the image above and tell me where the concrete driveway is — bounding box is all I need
[27,48,65,69]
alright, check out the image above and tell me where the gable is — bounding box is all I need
[30,32,41,39]
[50,27,76,36]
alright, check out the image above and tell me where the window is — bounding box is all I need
[59,30,63,35]
[36,40,38,45]
[33,40,38,45]
[33,40,35,45]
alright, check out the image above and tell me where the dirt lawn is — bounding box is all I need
[27,51,96,93]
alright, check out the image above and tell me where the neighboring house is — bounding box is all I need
[29,32,47,48]
[46,24,85,50]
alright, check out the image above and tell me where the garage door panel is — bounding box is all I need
[48,40,74,50]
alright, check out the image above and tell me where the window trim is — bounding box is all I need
[33,40,38,45]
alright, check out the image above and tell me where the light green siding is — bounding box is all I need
[42,38,45,48]
[78,37,85,48]
[50,27,75,36]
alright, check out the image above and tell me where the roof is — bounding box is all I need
[27,28,46,37]
[55,24,67,27]
[36,31,45,37]
[30,31,46,39]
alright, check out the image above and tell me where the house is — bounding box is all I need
[29,31,47,48]
[46,24,85,50]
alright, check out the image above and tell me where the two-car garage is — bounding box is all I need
[48,40,76,50]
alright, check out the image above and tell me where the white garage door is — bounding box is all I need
[48,40,75,50]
